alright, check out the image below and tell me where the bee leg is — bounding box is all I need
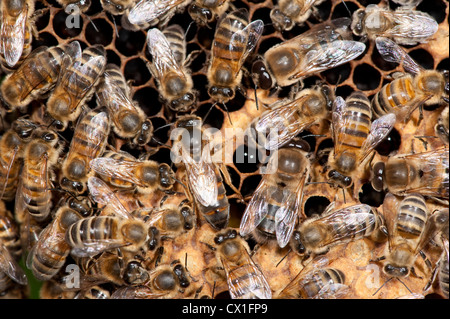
[423,261,439,292]
[410,266,423,279]
[185,50,202,68]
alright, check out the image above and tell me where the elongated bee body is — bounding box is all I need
[0,204,22,261]
[60,107,110,195]
[293,268,346,299]
[188,0,231,27]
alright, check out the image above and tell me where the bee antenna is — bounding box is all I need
[110,12,119,38]
[211,280,216,299]
[173,177,188,191]
[86,15,99,32]
[185,21,195,39]
[150,136,171,148]
[340,0,352,18]
[397,278,413,295]
[202,102,216,124]
[276,248,292,267]
[153,122,175,134]
[222,102,233,126]
[48,187,81,200]
[254,83,259,110]
[372,277,394,296]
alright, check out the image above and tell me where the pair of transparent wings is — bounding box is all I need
[332,96,396,163]
[128,0,188,25]
[0,5,28,68]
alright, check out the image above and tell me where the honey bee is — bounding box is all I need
[95,64,152,147]
[0,42,79,110]
[213,228,272,299]
[290,203,386,260]
[372,37,449,121]
[270,0,324,32]
[146,26,197,113]
[391,0,423,6]
[171,115,241,230]
[0,118,37,201]
[351,4,438,45]
[56,0,92,13]
[252,18,366,91]
[240,147,310,248]
[47,44,107,130]
[373,193,434,281]
[207,8,264,105]
[326,92,396,190]
[15,128,62,222]
[247,84,334,151]
[0,0,34,71]
[371,146,449,200]
[435,106,449,145]
[100,0,136,15]
[60,107,111,195]
[187,0,231,27]
[124,0,192,30]
[26,201,85,281]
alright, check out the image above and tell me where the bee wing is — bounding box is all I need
[87,176,134,220]
[111,286,168,299]
[381,193,401,251]
[90,157,144,187]
[0,146,19,199]
[221,252,272,299]
[415,209,449,255]
[0,244,28,285]
[300,0,322,15]
[255,94,317,150]
[359,113,396,162]
[0,7,27,67]
[293,17,352,47]
[239,179,272,237]
[375,37,424,76]
[275,170,307,248]
[98,70,138,115]
[313,283,350,299]
[70,239,131,258]
[128,0,186,25]
[289,40,366,81]
[331,96,347,155]
[147,28,186,80]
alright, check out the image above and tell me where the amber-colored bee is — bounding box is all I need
[0,118,37,201]
[100,0,136,15]
[0,0,34,71]
[171,115,241,230]
[146,25,197,113]
[372,37,449,122]
[252,18,365,91]
[26,201,84,281]
[240,147,310,248]
[290,203,386,260]
[90,149,175,194]
[351,4,438,45]
[15,128,62,222]
[95,64,152,147]
[327,92,396,190]
[371,146,449,200]
[56,0,92,13]
[207,8,264,104]
[47,44,107,130]
[60,107,111,195]
[436,105,449,145]
[188,0,231,27]
[247,84,334,151]
[270,0,324,32]
[0,42,78,110]
[212,228,272,299]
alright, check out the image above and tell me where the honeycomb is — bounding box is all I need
[0,0,448,299]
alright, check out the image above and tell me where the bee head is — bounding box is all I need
[208,86,235,104]
[371,161,385,192]
[383,264,410,278]
[158,163,175,189]
[133,119,154,147]
[327,169,353,188]
[169,93,196,112]
[188,3,213,26]
[351,8,366,36]
[270,8,294,32]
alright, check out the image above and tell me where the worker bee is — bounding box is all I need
[372,37,449,121]
[56,0,92,13]
[240,147,310,248]
[277,257,348,299]
[213,228,272,299]
[89,150,176,194]
[15,128,62,222]
[436,106,449,145]
[123,0,192,30]
[371,146,449,200]
[187,0,231,27]
[171,115,241,230]
[326,92,396,190]
[270,0,324,32]
[0,240,28,293]
[95,63,153,147]
[247,84,334,151]
[60,107,111,195]
[351,4,438,46]
[26,201,85,281]
[0,118,37,201]
[146,26,197,113]
[252,18,365,91]
[47,44,107,130]
[100,0,136,15]
[207,8,264,105]
[373,193,435,283]
[0,42,79,110]
[391,0,423,6]
[290,203,386,260]
[0,0,34,71]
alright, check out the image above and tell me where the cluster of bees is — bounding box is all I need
[0,0,448,299]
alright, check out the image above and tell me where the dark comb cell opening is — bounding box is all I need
[359,183,385,207]
[234,144,262,173]
[124,58,151,86]
[192,74,210,102]
[214,290,231,299]
[85,19,113,46]
[224,166,241,197]
[150,117,170,146]
[133,87,162,117]
[409,49,434,71]
[335,85,354,100]
[241,174,262,198]
[282,23,310,41]
[417,0,447,24]
[106,49,121,67]
[372,45,399,71]
[321,63,352,85]
[218,90,247,113]
[304,196,331,217]
[437,58,449,71]
[84,0,101,15]
[116,29,146,56]
[353,63,381,91]
[52,9,84,39]
[331,1,359,20]
[32,32,59,49]
[35,7,50,31]
[188,46,206,73]
[258,37,283,55]
[252,8,275,36]
[197,27,215,50]
[228,198,247,228]
[196,103,224,129]
[316,138,334,166]
[149,147,174,167]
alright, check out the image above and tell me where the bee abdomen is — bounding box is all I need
[372,77,415,118]
[397,194,428,239]
[299,268,345,299]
